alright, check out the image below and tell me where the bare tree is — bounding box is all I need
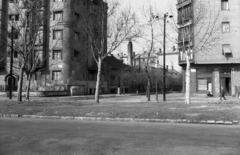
[1,0,46,101]
[81,0,139,103]
[139,3,163,101]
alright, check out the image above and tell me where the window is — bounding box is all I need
[74,13,79,22]
[73,50,79,58]
[221,0,229,10]
[222,22,230,33]
[53,11,63,20]
[197,79,208,91]
[222,44,231,55]
[34,74,38,81]
[8,30,19,39]
[53,30,63,39]
[54,0,63,2]
[94,28,99,38]
[52,50,62,60]
[197,78,212,92]
[9,14,19,21]
[52,71,61,80]
[74,32,80,41]
[13,51,18,58]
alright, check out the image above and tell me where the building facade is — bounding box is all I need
[0,0,108,95]
[0,1,8,69]
[177,0,240,96]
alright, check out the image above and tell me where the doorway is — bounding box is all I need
[6,76,18,91]
[220,77,231,96]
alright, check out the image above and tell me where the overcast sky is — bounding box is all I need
[114,0,178,55]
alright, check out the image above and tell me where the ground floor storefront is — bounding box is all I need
[181,65,240,97]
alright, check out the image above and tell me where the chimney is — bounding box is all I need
[128,40,133,66]
[133,52,136,66]
[159,48,162,53]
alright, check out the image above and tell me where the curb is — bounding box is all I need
[0,114,239,125]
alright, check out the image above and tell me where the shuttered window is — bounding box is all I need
[197,79,207,91]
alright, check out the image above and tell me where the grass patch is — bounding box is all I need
[1,99,240,121]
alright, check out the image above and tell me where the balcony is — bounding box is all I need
[36,60,46,69]
[177,15,192,24]
[177,0,192,9]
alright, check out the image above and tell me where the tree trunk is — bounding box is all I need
[17,66,24,102]
[95,58,102,103]
[137,83,140,95]
[147,77,151,101]
[25,73,32,100]
[185,54,191,105]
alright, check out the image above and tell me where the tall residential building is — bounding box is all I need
[177,0,240,96]
[0,0,107,95]
[0,0,8,69]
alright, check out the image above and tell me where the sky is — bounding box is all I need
[113,0,178,56]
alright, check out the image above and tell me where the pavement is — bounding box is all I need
[1,117,240,155]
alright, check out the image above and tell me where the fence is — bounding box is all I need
[0,85,18,92]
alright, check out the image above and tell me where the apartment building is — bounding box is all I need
[177,0,240,96]
[0,0,8,69]
[0,0,107,95]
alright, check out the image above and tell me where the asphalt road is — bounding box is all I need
[0,118,240,155]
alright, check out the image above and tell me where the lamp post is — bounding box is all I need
[9,26,14,99]
[163,13,172,101]
[155,53,159,101]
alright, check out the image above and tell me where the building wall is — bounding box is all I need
[0,0,108,95]
[182,65,240,97]
[178,0,240,96]
[232,66,240,96]
[0,0,9,67]
[194,0,240,64]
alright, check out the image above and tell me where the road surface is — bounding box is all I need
[0,118,240,155]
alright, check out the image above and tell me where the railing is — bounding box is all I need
[0,85,18,92]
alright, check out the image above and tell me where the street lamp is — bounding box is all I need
[163,13,173,101]
[155,52,159,101]
[9,26,14,99]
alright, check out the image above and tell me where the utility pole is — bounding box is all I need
[163,13,173,101]
[138,55,141,95]
[163,14,167,101]
[9,26,14,99]
[155,54,158,101]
